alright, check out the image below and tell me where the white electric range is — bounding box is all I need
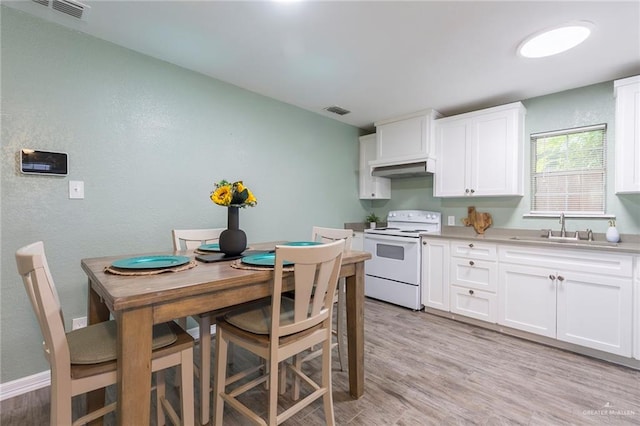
[364,210,441,310]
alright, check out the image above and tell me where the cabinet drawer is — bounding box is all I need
[450,285,497,323]
[450,257,497,292]
[498,245,633,277]
[450,241,497,260]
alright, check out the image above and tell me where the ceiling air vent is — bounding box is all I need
[52,0,87,19]
[324,105,351,116]
[31,0,90,20]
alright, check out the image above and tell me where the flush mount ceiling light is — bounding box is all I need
[518,22,593,58]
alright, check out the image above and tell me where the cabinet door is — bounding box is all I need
[377,115,423,160]
[421,238,449,311]
[556,272,632,357]
[614,76,640,193]
[434,119,468,197]
[635,258,640,360]
[359,135,390,199]
[351,232,364,251]
[498,263,557,338]
[469,109,522,196]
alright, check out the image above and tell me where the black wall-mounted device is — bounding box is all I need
[20,149,68,176]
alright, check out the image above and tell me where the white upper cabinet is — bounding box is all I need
[359,134,390,199]
[614,75,640,194]
[434,102,526,197]
[371,109,442,168]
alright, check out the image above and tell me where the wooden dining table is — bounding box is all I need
[81,243,371,425]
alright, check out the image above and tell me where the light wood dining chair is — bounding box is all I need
[15,241,195,426]
[171,227,226,424]
[213,239,345,426]
[289,227,352,400]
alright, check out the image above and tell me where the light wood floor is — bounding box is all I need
[2,298,640,425]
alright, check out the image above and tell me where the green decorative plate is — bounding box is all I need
[198,243,220,252]
[111,255,191,270]
[283,241,323,246]
[241,253,293,267]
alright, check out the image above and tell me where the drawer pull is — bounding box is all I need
[557,276,565,282]
[468,243,474,248]
[469,260,475,266]
[468,289,474,295]
[549,274,556,280]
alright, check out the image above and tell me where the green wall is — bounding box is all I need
[0,7,365,382]
[372,82,640,235]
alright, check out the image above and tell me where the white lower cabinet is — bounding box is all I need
[498,245,633,357]
[421,238,449,311]
[352,231,364,251]
[635,257,640,360]
[449,241,497,322]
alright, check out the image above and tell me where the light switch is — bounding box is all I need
[448,215,455,226]
[69,180,84,199]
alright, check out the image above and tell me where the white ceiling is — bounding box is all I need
[4,0,640,130]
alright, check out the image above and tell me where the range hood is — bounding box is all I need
[371,160,434,178]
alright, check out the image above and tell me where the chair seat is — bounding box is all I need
[223,297,296,335]
[67,321,177,365]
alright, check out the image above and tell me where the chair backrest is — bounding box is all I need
[15,241,70,369]
[311,226,353,251]
[271,240,345,339]
[171,228,225,250]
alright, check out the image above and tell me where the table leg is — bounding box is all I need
[116,307,153,425]
[345,261,365,398]
[87,282,111,426]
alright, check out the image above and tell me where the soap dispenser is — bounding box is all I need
[606,219,620,243]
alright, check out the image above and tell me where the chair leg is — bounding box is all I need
[50,376,72,426]
[267,356,279,425]
[181,347,195,426]
[213,327,228,426]
[292,355,303,401]
[199,316,212,425]
[336,279,347,372]
[322,337,336,426]
[156,371,167,426]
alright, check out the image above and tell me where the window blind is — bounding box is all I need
[530,124,606,214]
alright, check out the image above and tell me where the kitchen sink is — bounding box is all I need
[508,236,619,248]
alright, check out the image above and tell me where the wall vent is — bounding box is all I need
[31,0,90,20]
[324,105,351,116]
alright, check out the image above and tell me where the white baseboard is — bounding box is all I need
[0,370,50,402]
[0,323,216,401]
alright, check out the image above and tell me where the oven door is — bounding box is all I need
[364,233,420,285]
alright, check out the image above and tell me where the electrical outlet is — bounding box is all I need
[448,215,456,226]
[72,316,87,330]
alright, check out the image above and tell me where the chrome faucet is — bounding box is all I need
[559,213,566,237]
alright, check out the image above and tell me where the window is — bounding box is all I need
[530,124,606,215]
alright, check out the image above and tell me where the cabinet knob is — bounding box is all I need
[470,189,475,194]
[557,276,565,282]
[468,243,474,248]
[549,274,556,280]
[469,260,475,266]
[465,188,470,194]
[469,289,474,295]
[422,241,427,245]
[371,193,375,197]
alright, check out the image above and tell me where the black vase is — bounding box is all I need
[219,206,247,256]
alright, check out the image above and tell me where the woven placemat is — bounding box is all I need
[230,259,294,272]
[104,260,197,276]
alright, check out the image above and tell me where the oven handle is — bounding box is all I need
[364,233,420,244]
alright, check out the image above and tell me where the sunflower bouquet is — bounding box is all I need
[210,180,257,208]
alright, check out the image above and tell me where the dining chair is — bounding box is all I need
[15,241,195,426]
[171,227,228,424]
[213,239,345,425]
[286,227,353,400]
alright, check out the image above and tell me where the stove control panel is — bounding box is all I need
[387,210,441,224]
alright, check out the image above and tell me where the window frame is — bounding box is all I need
[527,123,609,218]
